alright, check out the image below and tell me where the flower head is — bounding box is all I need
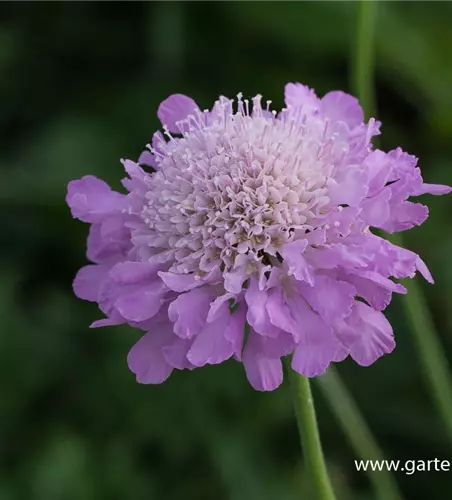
[67,84,451,391]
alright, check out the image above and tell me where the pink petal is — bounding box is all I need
[280,239,315,285]
[109,261,165,285]
[157,94,200,133]
[245,279,280,338]
[266,287,299,340]
[336,302,395,367]
[320,91,364,128]
[66,176,124,223]
[138,150,157,169]
[162,337,193,370]
[361,188,391,227]
[381,201,429,233]
[284,83,319,112]
[292,332,346,378]
[206,292,235,323]
[73,264,110,302]
[415,257,434,284]
[285,289,347,376]
[115,281,166,322]
[364,150,392,197]
[86,221,130,264]
[159,266,221,293]
[344,270,406,311]
[299,275,356,325]
[256,331,296,358]
[187,303,233,366]
[224,303,246,360]
[414,183,452,196]
[328,170,369,207]
[158,271,200,292]
[242,333,283,391]
[127,326,174,384]
[168,287,213,339]
[90,314,124,328]
[223,266,248,293]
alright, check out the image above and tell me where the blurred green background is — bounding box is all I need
[1,2,452,499]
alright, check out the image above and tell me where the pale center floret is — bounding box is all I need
[140,95,335,277]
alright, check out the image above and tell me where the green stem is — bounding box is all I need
[352,0,378,120]
[353,0,452,442]
[289,369,336,500]
[393,253,452,442]
[317,368,404,500]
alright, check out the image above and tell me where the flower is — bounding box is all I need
[66,84,451,391]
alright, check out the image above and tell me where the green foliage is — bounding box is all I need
[0,2,451,499]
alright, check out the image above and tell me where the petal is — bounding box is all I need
[158,271,200,292]
[344,270,406,311]
[354,234,419,280]
[291,313,347,377]
[381,201,428,233]
[66,176,124,223]
[320,91,364,128]
[109,261,165,285]
[336,302,395,366]
[284,83,319,111]
[89,215,131,263]
[245,279,280,337]
[90,314,124,328]
[361,188,391,227]
[157,94,200,133]
[279,239,315,285]
[121,160,149,194]
[168,286,213,338]
[187,303,233,366]
[138,150,157,169]
[115,281,166,322]
[162,337,193,370]
[266,287,299,339]
[87,224,111,263]
[206,292,235,323]
[413,183,452,196]
[328,170,369,207]
[306,242,370,271]
[256,331,296,358]
[158,266,221,292]
[242,333,283,391]
[286,290,346,376]
[73,264,110,302]
[224,303,246,360]
[97,277,123,316]
[364,150,392,197]
[299,275,356,325]
[127,325,174,384]
[152,130,166,153]
[223,266,248,293]
[304,228,327,246]
[415,256,434,284]
[386,147,419,183]
[100,215,131,245]
[326,206,361,238]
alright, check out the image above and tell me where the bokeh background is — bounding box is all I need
[1,2,452,499]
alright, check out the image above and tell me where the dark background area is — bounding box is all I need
[1,2,452,499]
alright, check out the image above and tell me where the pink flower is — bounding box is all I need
[66,84,451,391]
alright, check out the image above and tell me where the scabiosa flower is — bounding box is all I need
[67,84,451,391]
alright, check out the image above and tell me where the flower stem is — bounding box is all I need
[394,268,452,443]
[288,368,336,500]
[352,0,378,120]
[353,0,452,443]
[317,368,404,500]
